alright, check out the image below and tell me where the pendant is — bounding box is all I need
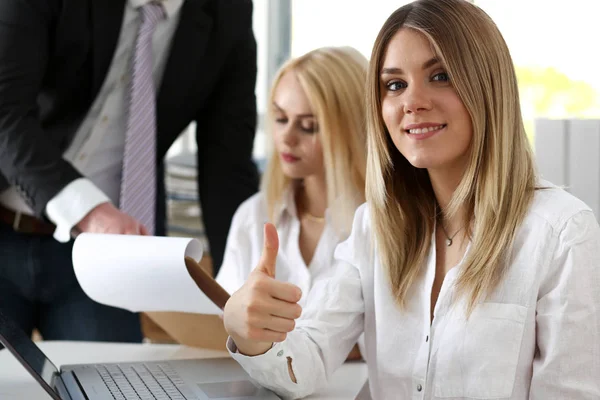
[446,238,453,246]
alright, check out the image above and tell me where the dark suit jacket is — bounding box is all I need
[0,0,259,270]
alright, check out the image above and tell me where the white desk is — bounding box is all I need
[0,341,367,399]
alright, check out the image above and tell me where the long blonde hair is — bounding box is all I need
[366,0,537,313]
[262,46,368,236]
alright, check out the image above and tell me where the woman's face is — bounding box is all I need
[380,28,473,173]
[272,71,325,180]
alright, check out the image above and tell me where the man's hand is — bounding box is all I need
[76,202,149,235]
[223,223,303,356]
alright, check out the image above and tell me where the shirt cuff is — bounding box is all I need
[45,178,111,242]
[227,337,290,373]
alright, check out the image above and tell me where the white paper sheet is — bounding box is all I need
[72,233,221,314]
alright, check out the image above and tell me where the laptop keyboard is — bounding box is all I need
[96,363,198,400]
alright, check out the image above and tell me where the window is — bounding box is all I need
[476,0,600,139]
[291,0,410,58]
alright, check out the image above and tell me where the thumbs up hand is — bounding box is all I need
[224,223,303,356]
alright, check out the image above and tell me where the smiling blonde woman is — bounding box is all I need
[222,1,600,399]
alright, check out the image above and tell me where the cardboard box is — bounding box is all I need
[142,255,229,351]
[144,312,228,351]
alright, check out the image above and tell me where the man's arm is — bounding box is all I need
[195,0,259,271]
[0,0,82,217]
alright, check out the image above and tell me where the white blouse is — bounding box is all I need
[229,183,600,400]
[215,188,343,306]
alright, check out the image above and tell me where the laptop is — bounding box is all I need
[0,310,280,400]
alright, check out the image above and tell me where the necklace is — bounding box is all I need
[303,211,325,223]
[439,221,464,247]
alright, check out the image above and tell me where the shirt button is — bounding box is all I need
[79,153,87,161]
[425,335,429,342]
[102,115,108,122]
[417,384,423,392]
[277,350,284,357]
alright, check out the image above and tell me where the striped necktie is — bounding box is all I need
[120,2,165,235]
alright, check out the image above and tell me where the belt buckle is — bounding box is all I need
[12,211,22,231]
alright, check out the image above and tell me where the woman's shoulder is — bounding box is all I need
[351,202,371,233]
[526,179,595,233]
[334,202,372,259]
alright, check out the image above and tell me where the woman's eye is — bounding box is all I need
[386,80,407,91]
[432,72,449,82]
[301,124,317,134]
[275,118,287,124]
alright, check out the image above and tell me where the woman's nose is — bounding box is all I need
[403,84,433,114]
[281,125,299,146]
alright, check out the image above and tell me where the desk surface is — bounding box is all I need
[0,341,367,399]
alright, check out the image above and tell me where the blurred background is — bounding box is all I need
[165,0,600,241]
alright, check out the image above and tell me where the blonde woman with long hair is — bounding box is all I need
[222,0,600,399]
[217,46,367,358]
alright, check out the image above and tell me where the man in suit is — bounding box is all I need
[0,0,259,342]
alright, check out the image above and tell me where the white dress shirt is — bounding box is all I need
[215,187,344,307]
[0,0,182,242]
[228,182,600,400]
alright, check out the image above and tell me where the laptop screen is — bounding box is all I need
[0,308,60,395]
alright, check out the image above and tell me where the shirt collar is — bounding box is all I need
[129,0,183,18]
[274,182,336,225]
[274,184,298,224]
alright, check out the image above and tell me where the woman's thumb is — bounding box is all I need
[257,222,279,277]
